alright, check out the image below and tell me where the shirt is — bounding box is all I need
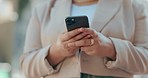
[71,3,113,78]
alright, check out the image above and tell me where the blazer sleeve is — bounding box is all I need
[105,0,148,75]
[19,5,62,78]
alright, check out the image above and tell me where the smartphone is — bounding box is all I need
[65,16,89,31]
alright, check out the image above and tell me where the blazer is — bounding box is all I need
[19,0,148,78]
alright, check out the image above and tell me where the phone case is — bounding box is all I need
[65,16,89,31]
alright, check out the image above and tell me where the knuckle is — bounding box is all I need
[83,40,87,45]
[66,33,70,39]
[63,43,68,48]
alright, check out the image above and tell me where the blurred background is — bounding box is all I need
[0,0,148,78]
[0,0,41,78]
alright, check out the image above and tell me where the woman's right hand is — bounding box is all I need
[47,28,90,66]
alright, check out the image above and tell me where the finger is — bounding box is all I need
[81,46,97,56]
[68,32,89,42]
[68,39,93,47]
[83,34,92,39]
[83,28,98,38]
[61,28,85,41]
[63,40,77,51]
[81,46,93,52]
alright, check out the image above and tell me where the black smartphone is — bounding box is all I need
[65,16,89,31]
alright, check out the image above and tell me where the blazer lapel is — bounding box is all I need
[91,0,122,32]
[50,0,122,33]
[44,0,72,44]
[50,0,72,32]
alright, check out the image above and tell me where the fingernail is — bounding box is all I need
[78,28,84,32]
[87,35,91,38]
[68,43,73,47]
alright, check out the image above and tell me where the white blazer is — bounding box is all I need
[20,0,148,78]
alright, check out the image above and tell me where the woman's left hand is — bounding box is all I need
[67,28,116,60]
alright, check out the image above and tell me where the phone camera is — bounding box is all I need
[66,18,75,25]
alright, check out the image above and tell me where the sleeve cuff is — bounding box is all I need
[38,45,63,77]
[104,37,128,69]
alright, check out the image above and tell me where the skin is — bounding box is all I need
[47,28,91,66]
[68,28,116,59]
[47,28,116,66]
[47,0,116,67]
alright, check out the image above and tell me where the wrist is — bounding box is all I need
[106,38,116,60]
[47,44,66,66]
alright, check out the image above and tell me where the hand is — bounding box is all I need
[47,28,90,66]
[54,28,92,57]
[67,28,116,59]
